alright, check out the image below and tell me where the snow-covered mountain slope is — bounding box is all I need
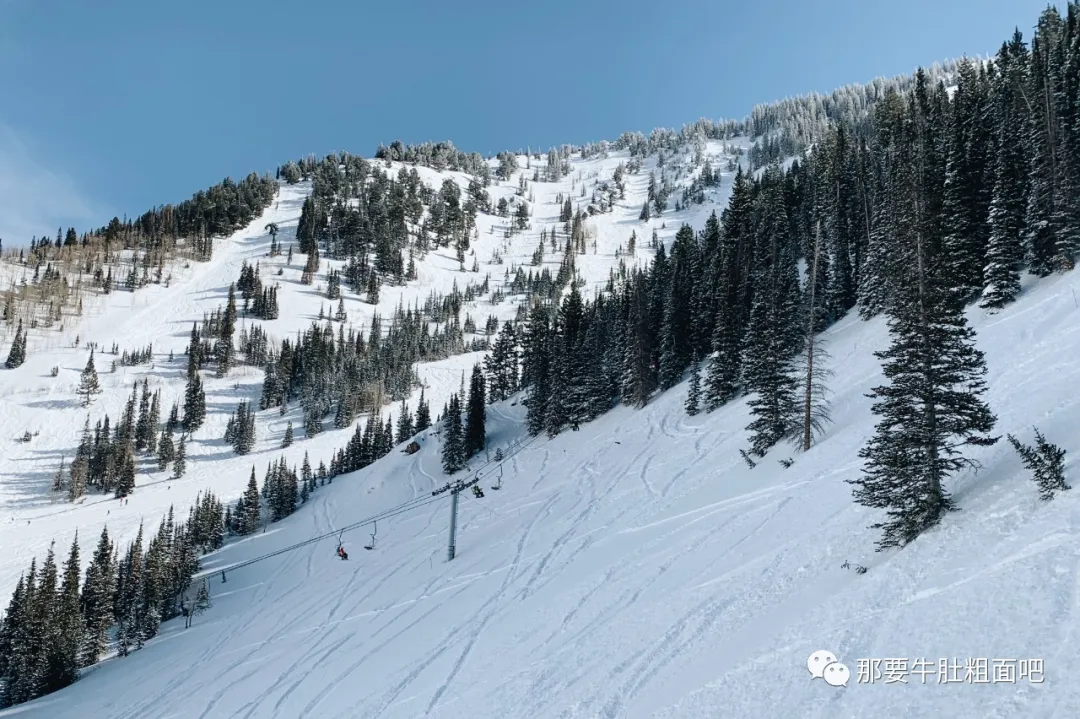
[0,141,742,605]
[6,245,1080,717]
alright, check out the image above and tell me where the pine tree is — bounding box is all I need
[742,171,802,456]
[415,389,431,433]
[51,457,67,494]
[441,394,465,474]
[157,430,175,471]
[172,434,187,478]
[46,536,83,693]
[182,372,206,432]
[216,283,237,376]
[76,350,103,407]
[80,527,114,668]
[848,149,998,550]
[1008,427,1069,501]
[4,319,26,369]
[395,402,414,444]
[464,364,486,457]
[685,350,702,416]
[115,444,136,498]
[282,421,293,448]
[981,34,1031,310]
[240,468,261,534]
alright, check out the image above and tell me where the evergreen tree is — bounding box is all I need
[76,350,103,407]
[848,148,998,550]
[685,350,702,416]
[46,536,83,693]
[4,319,26,369]
[441,394,465,473]
[80,528,114,668]
[282,421,294,448]
[216,283,237,376]
[240,468,261,534]
[182,373,205,432]
[1008,427,1069,501]
[172,434,187,479]
[981,34,1032,310]
[464,364,486,457]
[415,389,431,433]
[115,444,136,498]
[742,170,802,456]
[157,430,175,471]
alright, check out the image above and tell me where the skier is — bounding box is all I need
[472,485,484,499]
[337,545,349,561]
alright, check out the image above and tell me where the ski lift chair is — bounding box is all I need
[490,465,503,490]
[364,521,377,550]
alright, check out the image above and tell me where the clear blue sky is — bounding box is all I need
[0,0,1053,244]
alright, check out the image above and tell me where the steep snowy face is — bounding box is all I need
[7,265,1080,719]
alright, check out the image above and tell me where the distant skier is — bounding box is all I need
[472,485,484,499]
[337,546,349,561]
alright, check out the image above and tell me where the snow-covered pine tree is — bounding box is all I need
[215,283,237,376]
[115,444,136,498]
[281,421,293,448]
[465,364,486,456]
[704,170,752,409]
[79,527,115,668]
[172,434,186,479]
[45,536,83,694]
[658,226,698,391]
[980,32,1031,310]
[240,468,261,534]
[742,169,802,457]
[441,394,465,474]
[415,389,431,432]
[685,349,702,416]
[4,319,26,369]
[848,138,998,551]
[182,372,205,432]
[76,350,103,407]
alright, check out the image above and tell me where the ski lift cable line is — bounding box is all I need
[202,494,447,579]
[201,430,544,579]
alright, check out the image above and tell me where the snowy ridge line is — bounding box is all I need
[202,431,544,580]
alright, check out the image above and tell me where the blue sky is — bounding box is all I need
[0,0,1053,244]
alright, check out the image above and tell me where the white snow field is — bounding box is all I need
[6,265,1080,719]
[0,141,741,603]
[4,144,1080,717]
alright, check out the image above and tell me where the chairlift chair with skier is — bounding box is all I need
[336,530,349,560]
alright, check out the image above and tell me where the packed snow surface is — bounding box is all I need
[3,145,1080,717]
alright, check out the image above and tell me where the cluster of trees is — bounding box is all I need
[291,153,483,282]
[440,364,487,474]
[59,373,175,501]
[257,297,468,441]
[236,261,280,320]
[516,9,1080,551]
[0,497,225,707]
[744,61,958,169]
[372,140,490,178]
[223,401,257,455]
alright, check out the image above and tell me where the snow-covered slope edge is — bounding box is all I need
[6,265,1079,718]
